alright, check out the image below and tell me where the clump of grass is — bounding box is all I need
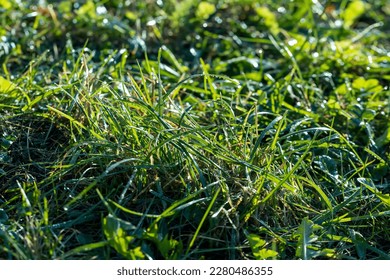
[1,0,389,259]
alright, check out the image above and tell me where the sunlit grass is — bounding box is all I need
[0,0,389,259]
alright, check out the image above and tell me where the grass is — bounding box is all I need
[0,0,389,260]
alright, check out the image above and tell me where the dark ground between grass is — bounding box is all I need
[0,0,390,259]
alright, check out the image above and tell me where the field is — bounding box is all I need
[0,0,389,260]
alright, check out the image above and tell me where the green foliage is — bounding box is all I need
[103,215,145,260]
[0,76,16,92]
[170,0,198,29]
[0,0,389,260]
[144,223,183,259]
[255,6,279,35]
[342,0,367,29]
[246,233,278,260]
[196,2,216,20]
[336,77,383,96]
[295,218,322,260]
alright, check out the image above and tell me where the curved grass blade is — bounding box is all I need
[185,186,221,256]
